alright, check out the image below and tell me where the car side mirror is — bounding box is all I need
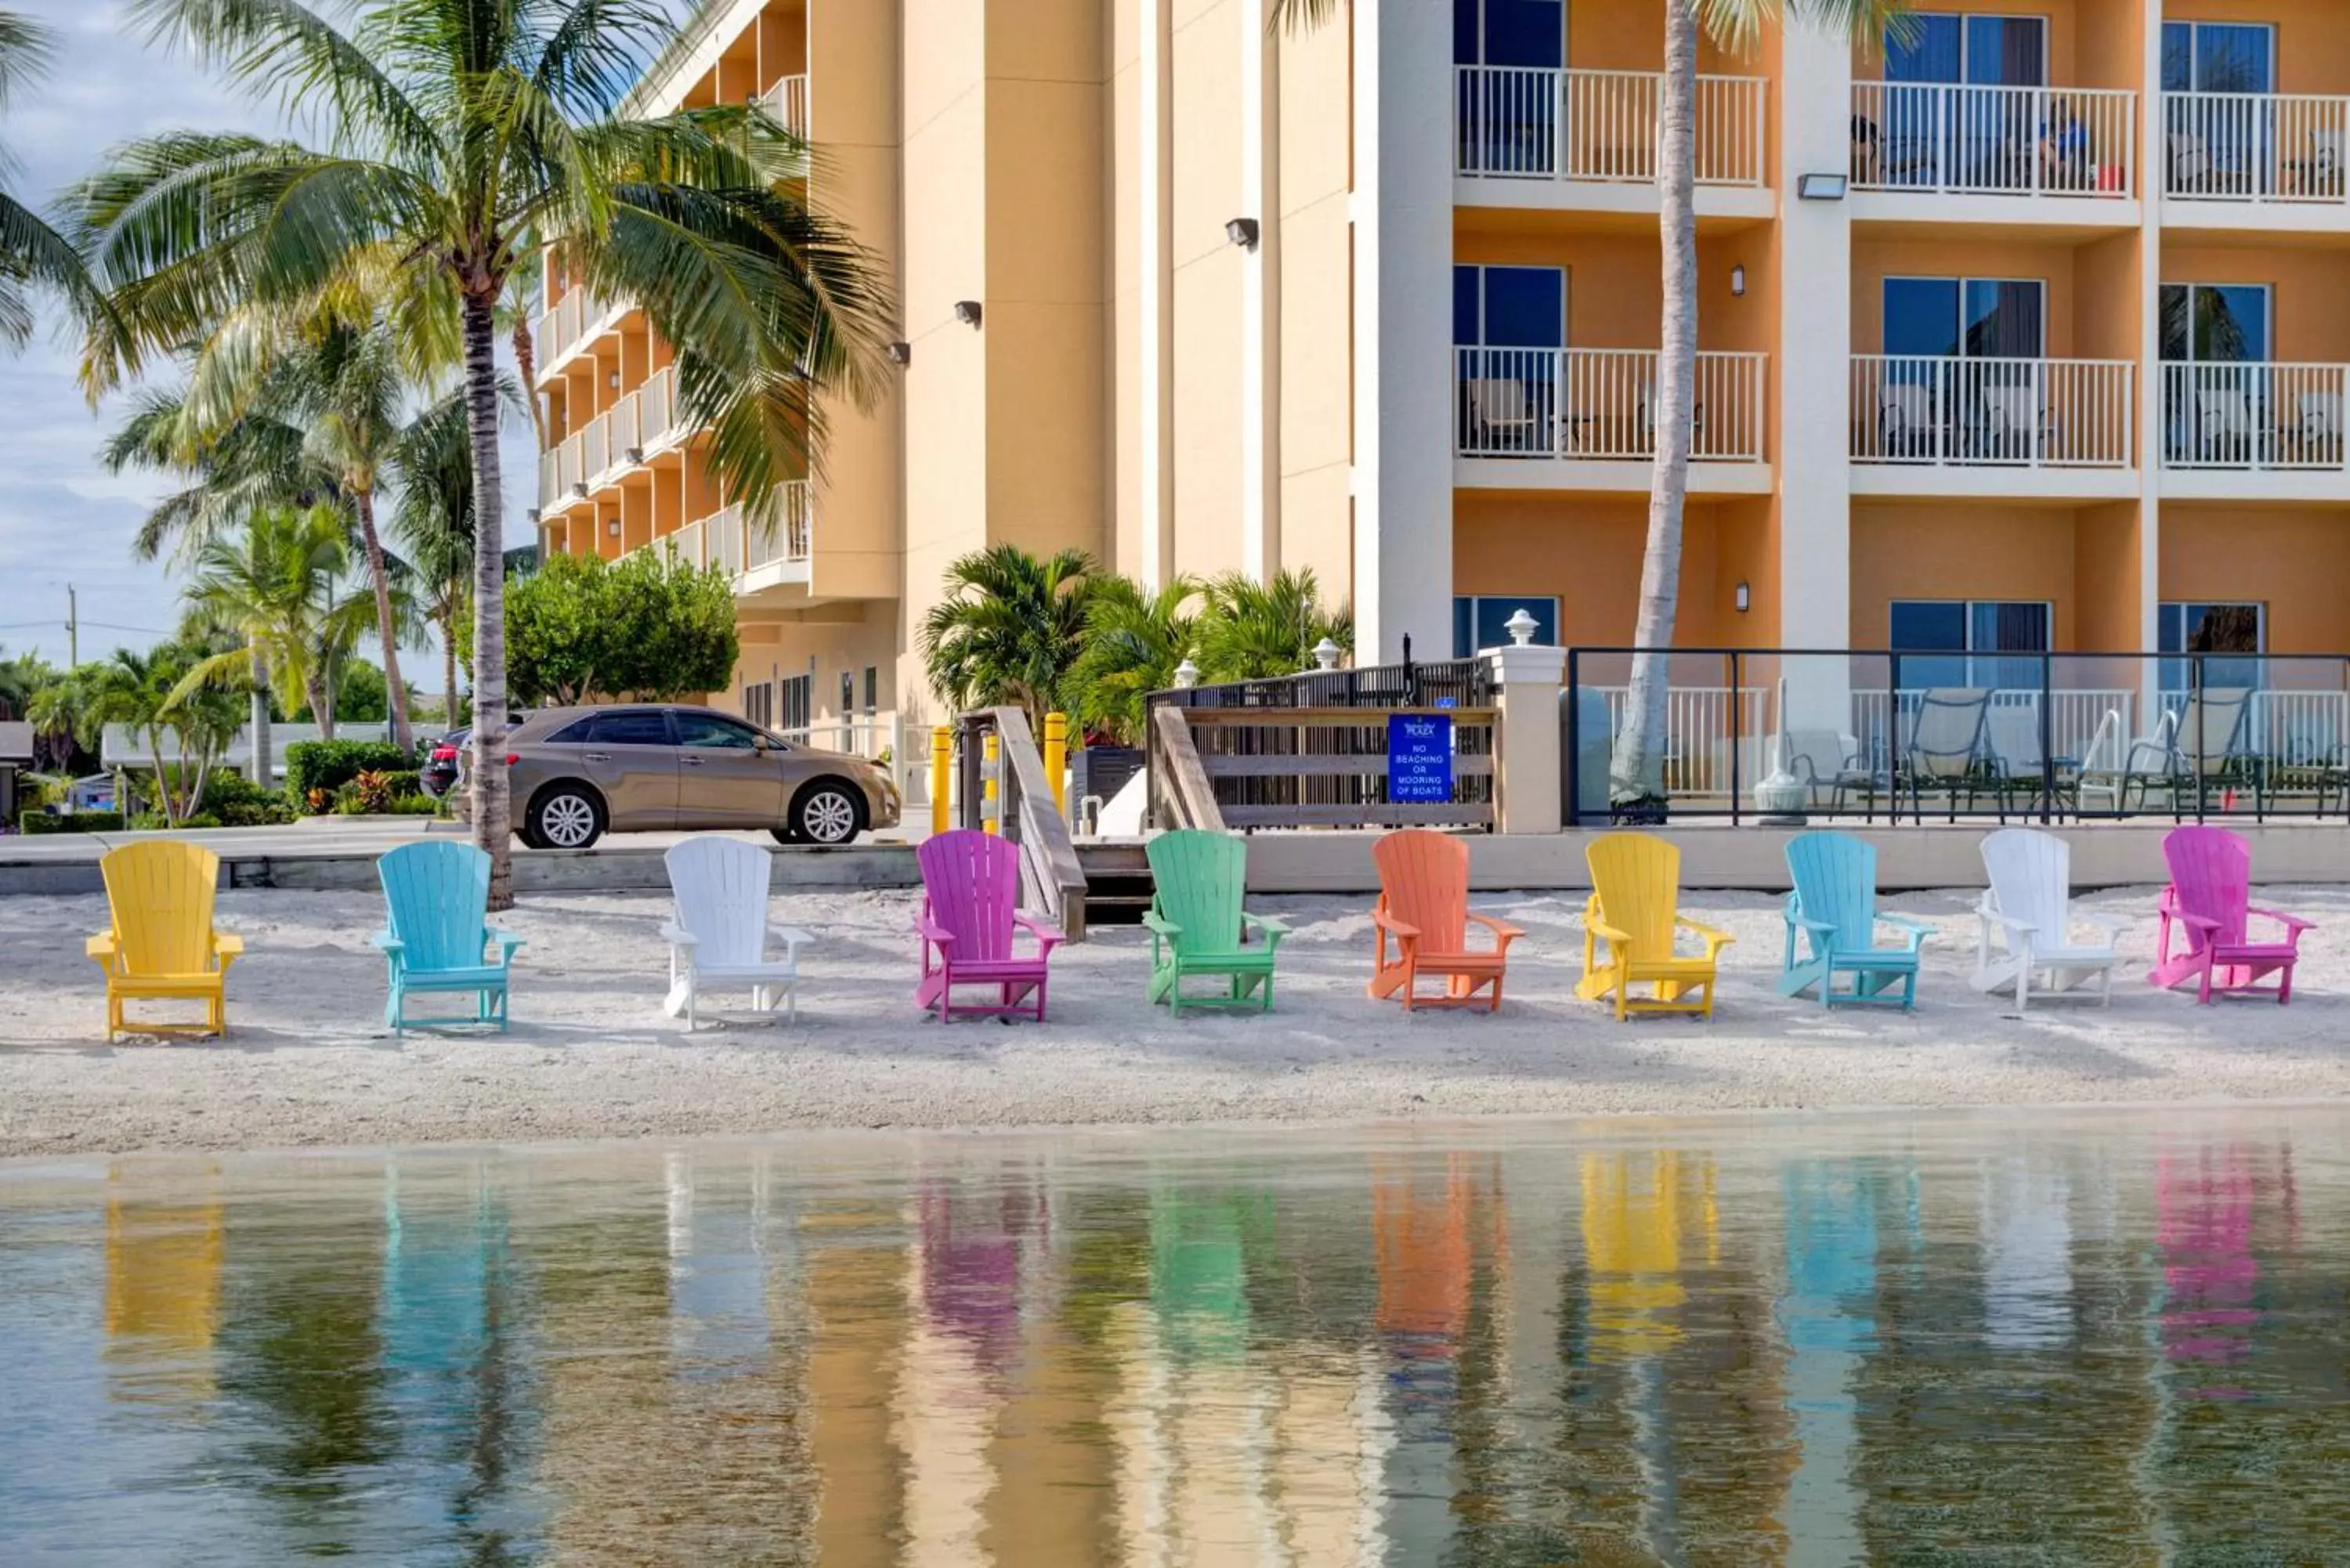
[753,733,772,752]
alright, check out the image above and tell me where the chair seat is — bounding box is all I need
[2207,941,2300,964]
[108,972,227,995]
[1618,954,1720,981]
[1412,948,1508,974]
[1828,948,1922,970]
[943,957,1052,981]
[692,962,801,985]
[1169,945,1278,971]
[399,964,512,991]
[2026,945,2117,966]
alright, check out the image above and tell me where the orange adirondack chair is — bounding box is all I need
[1367,829,1524,1012]
[1577,832,1733,1021]
[85,840,243,1040]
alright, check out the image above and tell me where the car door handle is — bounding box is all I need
[681,756,704,767]
[582,752,611,763]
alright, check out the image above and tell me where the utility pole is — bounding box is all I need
[66,584,77,667]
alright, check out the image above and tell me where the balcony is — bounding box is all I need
[1849,355,2135,497]
[1849,81,2138,221]
[762,73,808,139]
[529,287,620,381]
[1454,345,1769,493]
[2163,92,2350,232]
[648,482,814,594]
[537,367,684,509]
[1454,67,1769,219]
[2160,362,2350,500]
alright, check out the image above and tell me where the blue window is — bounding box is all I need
[2159,284,2270,364]
[1453,596,1560,658]
[1456,266,1564,457]
[1456,265,1564,348]
[1884,276,2046,360]
[1888,13,2044,87]
[2160,602,2265,692]
[2160,22,2273,94]
[1890,599,2049,690]
[1454,0,1561,68]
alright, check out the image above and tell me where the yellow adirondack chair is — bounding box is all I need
[1577,833,1733,1021]
[85,841,243,1040]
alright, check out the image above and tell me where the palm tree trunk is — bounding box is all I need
[513,319,545,453]
[1614,0,1699,811]
[352,487,412,753]
[461,290,515,909]
[307,677,334,743]
[248,635,273,790]
[442,610,458,731]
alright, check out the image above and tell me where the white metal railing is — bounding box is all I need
[1850,356,2135,468]
[1599,686,1770,797]
[2160,362,2349,471]
[529,287,613,373]
[634,366,679,452]
[649,486,811,583]
[778,716,892,761]
[2164,92,2350,204]
[580,410,610,484]
[1851,82,2136,197]
[537,447,562,509]
[1455,346,1766,461]
[747,482,814,569]
[762,73,809,139]
[1455,67,1766,186]
[551,428,587,497]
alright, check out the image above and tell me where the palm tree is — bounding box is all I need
[74,0,895,907]
[1194,568,1352,684]
[920,544,1097,732]
[391,387,484,721]
[1065,574,1199,745]
[99,374,326,565]
[82,643,245,824]
[174,505,385,747]
[0,10,98,345]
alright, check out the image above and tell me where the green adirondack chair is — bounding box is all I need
[1143,831,1289,1014]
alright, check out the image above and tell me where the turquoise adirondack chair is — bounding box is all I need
[372,842,524,1035]
[1143,831,1289,1014]
[1781,831,1930,1009]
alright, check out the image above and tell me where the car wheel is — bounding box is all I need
[790,780,865,846]
[530,784,606,851]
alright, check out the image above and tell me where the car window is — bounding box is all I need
[674,713,763,750]
[585,710,674,746]
[544,720,594,744]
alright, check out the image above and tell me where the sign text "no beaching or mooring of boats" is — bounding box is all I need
[1386,713,1454,804]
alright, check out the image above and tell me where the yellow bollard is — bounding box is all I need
[1043,711,1068,816]
[929,725,953,836]
[982,732,1000,834]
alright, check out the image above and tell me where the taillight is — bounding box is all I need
[504,753,520,766]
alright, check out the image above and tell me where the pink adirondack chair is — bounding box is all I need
[2152,825,2315,1004]
[915,829,1065,1022]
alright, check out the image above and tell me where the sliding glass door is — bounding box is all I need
[1875,277,2048,457]
[1455,0,1564,175]
[2160,284,2272,461]
[2163,21,2278,193]
[1455,265,1564,455]
[1878,13,2048,189]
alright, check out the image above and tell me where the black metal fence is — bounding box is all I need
[1147,653,1494,715]
[1565,647,2350,826]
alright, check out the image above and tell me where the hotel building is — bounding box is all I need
[533,0,2350,744]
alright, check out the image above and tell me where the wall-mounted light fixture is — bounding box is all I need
[526,508,542,524]
[1730,263,1746,298]
[1734,581,1752,613]
[624,446,644,465]
[1225,216,1260,250]
[570,482,588,499]
[606,518,623,537]
[607,371,621,390]
[885,341,913,366]
[1796,172,1849,201]
[953,300,982,327]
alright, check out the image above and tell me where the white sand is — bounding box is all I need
[5,882,2348,1158]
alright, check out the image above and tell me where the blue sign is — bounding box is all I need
[1387,714,1454,804]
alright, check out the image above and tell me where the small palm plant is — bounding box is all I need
[920,544,1097,733]
[0,9,97,342]
[1194,569,1353,684]
[1065,575,1200,745]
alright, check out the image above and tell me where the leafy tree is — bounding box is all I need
[1194,569,1352,684]
[0,646,55,721]
[1064,575,1198,746]
[0,10,99,345]
[173,505,386,740]
[483,550,739,706]
[390,384,501,725]
[919,544,1097,733]
[74,0,895,907]
[288,657,391,725]
[80,644,247,824]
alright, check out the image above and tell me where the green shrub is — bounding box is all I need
[285,739,414,804]
[389,793,441,815]
[201,771,298,828]
[18,811,125,835]
[378,770,422,799]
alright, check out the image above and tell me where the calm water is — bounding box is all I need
[5,1109,2350,1566]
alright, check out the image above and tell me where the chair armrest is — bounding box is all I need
[659,923,698,947]
[1465,912,1524,948]
[770,924,815,956]
[2249,905,2318,936]
[1013,912,1067,954]
[1141,909,1181,940]
[85,931,117,963]
[2073,913,2125,941]
[368,930,403,955]
[212,932,244,962]
[1877,913,1933,952]
[489,930,525,966]
[916,915,956,947]
[1676,917,1735,956]
[1242,912,1290,941]
[1372,908,1421,941]
[1794,915,1838,935]
[1588,918,1633,948]
[2171,909,2222,933]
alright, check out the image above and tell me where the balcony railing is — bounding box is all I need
[1850,82,2136,197]
[1850,356,2135,468]
[1455,67,1765,186]
[762,73,808,139]
[651,483,814,580]
[605,366,680,464]
[2162,362,2349,471]
[529,287,614,374]
[1455,346,1767,462]
[2164,92,2350,204]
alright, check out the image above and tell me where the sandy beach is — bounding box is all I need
[5,880,2348,1158]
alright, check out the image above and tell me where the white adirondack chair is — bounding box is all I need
[660,836,813,1028]
[1974,829,2122,1010]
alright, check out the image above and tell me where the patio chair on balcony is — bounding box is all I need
[2288,128,2344,198]
[2297,391,2344,467]
[1636,384,1706,461]
[1898,687,1994,820]
[2167,132,2214,193]
[1774,728,1867,811]
[1985,703,2057,815]
[1876,383,1936,460]
[1978,385,2052,464]
[2193,388,2256,464]
[2073,708,2178,816]
[2172,688,2261,813]
[1463,378,1542,456]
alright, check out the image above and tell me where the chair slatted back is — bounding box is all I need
[101,842,220,976]
[1980,828,2073,937]
[1146,831,1247,956]
[2178,688,2251,778]
[2162,825,2252,951]
[916,829,1021,963]
[377,842,490,974]
[665,836,773,968]
[1786,832,1878,953]
[1372,830,1470,952]
[1585,832,1682,955]
[1905,688,1990,780]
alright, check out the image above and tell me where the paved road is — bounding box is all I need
[1,815,920,864]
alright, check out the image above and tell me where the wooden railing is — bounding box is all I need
[957,706,1089,941]
[1153,706,1498,830]
[1148,704,1227,831]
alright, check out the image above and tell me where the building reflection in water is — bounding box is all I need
[11,1115,2350,1564]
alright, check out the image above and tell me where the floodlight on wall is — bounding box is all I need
[1735,581,1752,613]
[1225,216,1260,250]
[526,508,541,523]
[606,518,622,537]
[1730,263,1746,298]
[886,341,913,366]
[953,300,982,327]
[1796,173,1848,201]
[624,446,644,464]
[607,371,621,389]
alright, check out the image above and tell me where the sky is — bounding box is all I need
[0,1,537,688]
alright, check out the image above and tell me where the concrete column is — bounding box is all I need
[2135,4,2164,702]
[1350,0,1452,661]
[1239,0,1282,582]
[1488,641,1568,833]
[1138,0,1176,589]
[1777,23,1855,730]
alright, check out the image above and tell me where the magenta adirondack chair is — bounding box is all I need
[914,829,1065,1022]
[2152,825,2315,1004]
